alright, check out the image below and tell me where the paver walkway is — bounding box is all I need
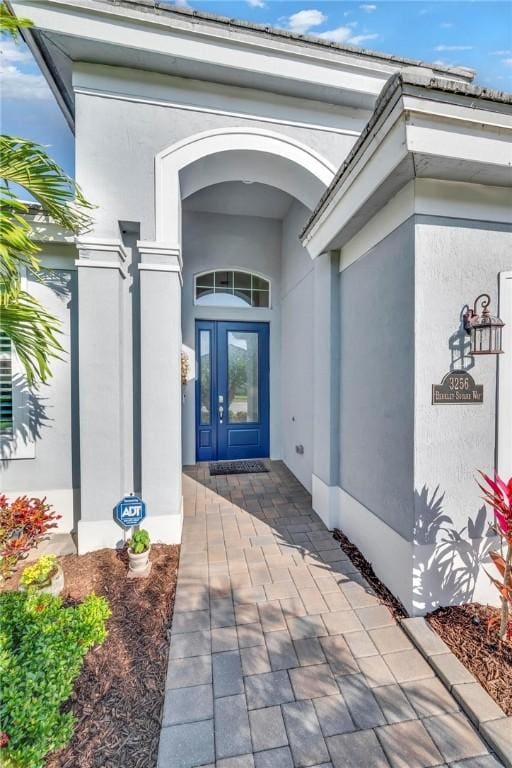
[158,461,503,768]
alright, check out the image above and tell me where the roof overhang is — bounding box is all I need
[9,0,474,132]
[301,73,512,258]
[20,203,75,243]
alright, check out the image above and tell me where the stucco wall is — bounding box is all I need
[339,219,415,540]
[280,201,315,492]
[181,210,282,465]
[0,247,78,532]
[413,217,512,611]
[74,66,358,240]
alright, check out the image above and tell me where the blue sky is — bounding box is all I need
[1,1,511,176]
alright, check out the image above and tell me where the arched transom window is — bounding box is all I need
[195,270,270,308]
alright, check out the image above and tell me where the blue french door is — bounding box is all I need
[196,321,270,461]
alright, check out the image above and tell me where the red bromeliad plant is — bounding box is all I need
[0,495,61,579]
[478,472,512,642]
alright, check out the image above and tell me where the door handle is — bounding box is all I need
[219,404,224,422]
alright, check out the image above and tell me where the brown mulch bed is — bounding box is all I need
[332,528,408,619]
[427,603,512,716]
[331,529,512,715]
[39,544,179,768]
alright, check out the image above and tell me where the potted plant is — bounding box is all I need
[20,554,64,596]
[127,529,151,575]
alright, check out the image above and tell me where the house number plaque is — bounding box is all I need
[432,370,483,404]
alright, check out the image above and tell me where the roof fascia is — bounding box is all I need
[13,0,474,80]
[9,0,476,130]
[302,80,512,257]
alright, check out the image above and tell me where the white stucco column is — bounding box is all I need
[75,239,129,552]
[312,250,340,529]
[137,241,183,543]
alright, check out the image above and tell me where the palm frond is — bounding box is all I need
[0,290,64,385]
[0,193,40,292]
[0,136,93,233]
[0,3,33,38]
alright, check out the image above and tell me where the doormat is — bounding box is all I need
[209,460,269,476]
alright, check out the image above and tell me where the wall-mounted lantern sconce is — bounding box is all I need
[463,293,504,355]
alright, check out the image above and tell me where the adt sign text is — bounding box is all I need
[115,495,147,528]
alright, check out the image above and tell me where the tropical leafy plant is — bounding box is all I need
[0,494,60,579]
[0,4,93,385]
[20,553,58,587]
[478,471,512,641]
[129,528,150,554]
[0,589,110,768]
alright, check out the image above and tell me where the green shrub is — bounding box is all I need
[0,590,110,768]
[20,554,58,587]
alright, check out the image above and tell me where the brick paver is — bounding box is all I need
[157,461,503,768]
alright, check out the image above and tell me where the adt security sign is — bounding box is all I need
[115,494,146,528]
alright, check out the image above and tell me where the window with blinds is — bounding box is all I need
[0,333,13,434]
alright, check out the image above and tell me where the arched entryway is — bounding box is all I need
[137,127,334,525]
[154,127,335,245]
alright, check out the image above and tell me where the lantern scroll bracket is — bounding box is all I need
[463,292,504,356]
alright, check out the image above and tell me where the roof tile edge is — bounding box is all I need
[76,0,476,81]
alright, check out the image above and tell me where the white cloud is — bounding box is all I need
[286,9,327,34]
[317,26,378,46]
[247,0,265,7]
[502,58,512,66]
[173,0,191,8]
[434,45,473,52]
[0,39,50,101]
[359,4,377,12]
[0,39,32,64]
[349,33,379,46]
[440,22,453,29]
[491,49,512,56]
[0,63,50,100]
[317,26,352,43]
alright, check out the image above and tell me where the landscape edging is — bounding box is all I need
[400,617,512,768]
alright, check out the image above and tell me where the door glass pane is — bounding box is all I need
[199,330,211,425]
[228,331,259,423]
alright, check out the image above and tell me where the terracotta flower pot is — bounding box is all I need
[128,544,151,573]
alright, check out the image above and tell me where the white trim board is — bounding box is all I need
[304,92,512,258]
[312,476,500,616]
[339,180,512,272]
[75,237,129,261]
[77,504,184,554]
[13,0,406,113]
[498,271,512,480]
[73,86,363,138]
[154,127,334,245]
